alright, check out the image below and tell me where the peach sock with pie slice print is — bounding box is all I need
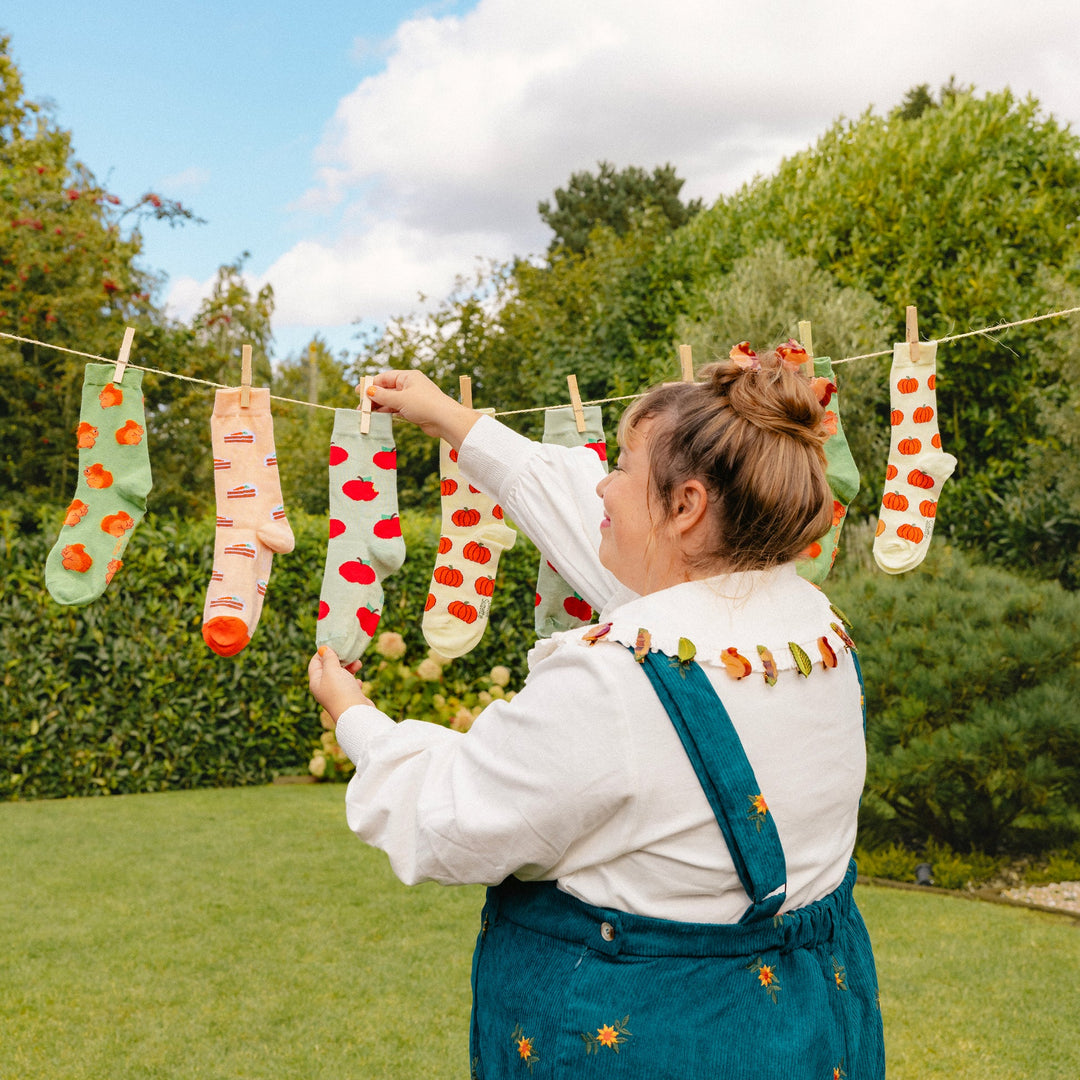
[202,388,294,656]
[46,363,153,605]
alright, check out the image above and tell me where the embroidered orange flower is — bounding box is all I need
[581,1016,632,1055]
[746,956,782,1002]
[511,1024,538,1069]
[751,793,768,816]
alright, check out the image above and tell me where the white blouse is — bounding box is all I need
[335,415,866,924]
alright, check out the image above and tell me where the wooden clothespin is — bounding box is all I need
[566,374,586,433]
[906,305,922,365]
[359,375,374,434]
[240,344,252,408]
[459,375,472,409]
[678,344,695,383]
[112,326,136,385]
[798,320,815,376]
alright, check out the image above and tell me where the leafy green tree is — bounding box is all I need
[538,160,702,255]
[675,241,893,516]
[673,86,1080,583]
[271,335,359,515]
[0,35,198,506]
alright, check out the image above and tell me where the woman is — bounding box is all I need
[309,350,884,1078]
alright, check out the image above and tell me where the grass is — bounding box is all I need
[2,785,1078,1079]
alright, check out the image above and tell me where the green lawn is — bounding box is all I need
[2,785,1077,1079]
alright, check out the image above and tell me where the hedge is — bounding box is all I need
[0,502,543,801]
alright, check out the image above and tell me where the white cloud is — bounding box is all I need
[270,0,1080,337]
[259,218,512,329]
[163,273,216,324]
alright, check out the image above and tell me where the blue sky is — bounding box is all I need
[5,1,1080,363]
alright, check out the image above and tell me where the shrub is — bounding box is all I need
[1,503,542,801]
[830,541,1080,855]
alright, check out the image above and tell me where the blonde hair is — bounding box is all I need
[619,351,834,573]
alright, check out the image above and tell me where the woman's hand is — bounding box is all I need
[364,370,481,447]
[308,646,373,722]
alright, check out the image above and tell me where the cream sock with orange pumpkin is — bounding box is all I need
[873,340,957,575]
[46,363,153,605]
[423,434,516,659]
[534,405,606,637]
[316,409,406,664]
[202,388,295,656]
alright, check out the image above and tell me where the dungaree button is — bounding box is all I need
[600,921,615,942]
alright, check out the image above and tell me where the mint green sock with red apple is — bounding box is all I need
[535,404,606,637]
[316,409,405,663]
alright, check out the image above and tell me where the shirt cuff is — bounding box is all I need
[334,704,397,767]
[458,413,539,500]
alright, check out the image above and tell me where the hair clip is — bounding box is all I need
[729,341,760,371]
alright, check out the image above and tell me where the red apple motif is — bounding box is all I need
[563,595,593,621]
[356,606,380,637]
[373,514,402,539]
[328,518,346,539]
[318,600,330,620]
[372,447,397,470]
[342,477,378,501]
[586,441,607,461]
[329,445,349,467]
[339,559,377,585]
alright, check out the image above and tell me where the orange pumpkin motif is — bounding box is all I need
[890,409,904,427]
[438,536,452,554]
[920,500,938,518]
[896,376,919,394]
[885,464,898,480]
[424,592,436,611]
[452,507,481,528]
[896,522,924,543]
[448,599,478,624]
[463,541,492,564]
[897,437,921,456]
[474,576,495,596]
[492,504,504,520]
[907,468,934,489]
[441,477,458,496]
[912,406,935,424]
[931,433,941,449]
[875,519,886,537]
[928,373,936,390]
[882,491,908,511]
[433,565,464,588]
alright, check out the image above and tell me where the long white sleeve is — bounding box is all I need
[456,414,630,615]
[335,641,638,888]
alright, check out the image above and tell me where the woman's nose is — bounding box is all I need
[595,472,611,498]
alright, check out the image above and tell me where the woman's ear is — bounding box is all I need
[671,479,709,537]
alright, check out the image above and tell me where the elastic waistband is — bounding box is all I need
[485,861,859,959]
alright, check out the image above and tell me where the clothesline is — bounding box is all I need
[3,304,1079,419]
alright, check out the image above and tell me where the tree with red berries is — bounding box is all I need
[0,35,198,505]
